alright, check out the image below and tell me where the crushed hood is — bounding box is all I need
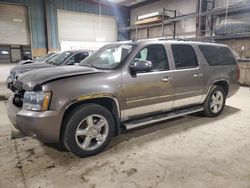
[11,62,54,76]
[15,65,105,91]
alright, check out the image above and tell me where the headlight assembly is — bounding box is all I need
[23,91,52,111]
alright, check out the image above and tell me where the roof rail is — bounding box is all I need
[158,37,186,41]
[133,37,216,43]
[133,37,187,42]
[135,38,163,42]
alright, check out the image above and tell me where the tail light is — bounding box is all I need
[236,63,240,81]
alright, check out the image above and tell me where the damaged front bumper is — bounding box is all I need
[7,95,62,143]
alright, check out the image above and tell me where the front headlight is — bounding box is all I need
[23,91,52,111]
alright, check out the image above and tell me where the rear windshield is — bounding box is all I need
[199,45,236,66]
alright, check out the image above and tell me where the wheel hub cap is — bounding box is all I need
[210,90,223,113]
[75,114,109,151]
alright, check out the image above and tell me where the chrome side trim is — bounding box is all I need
[126,94,173,104]
[201,79,230,103]
[174,95,203,108]
[124,106,204,130]
[174,90,203,96]
[122,101,173,121]
[65,94,121,118]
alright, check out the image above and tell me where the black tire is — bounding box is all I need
[63,104,115,157]
[203,85,226,117]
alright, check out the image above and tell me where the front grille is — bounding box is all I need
[14,80,23,91]
[11,79,25,108]
[13,93,23,108]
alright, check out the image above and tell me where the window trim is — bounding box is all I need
[129,44,170,74]
[171,44,199,70]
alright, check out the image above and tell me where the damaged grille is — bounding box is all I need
[12,80,25,108]
[13,80,23,91]
[13,93,24,108]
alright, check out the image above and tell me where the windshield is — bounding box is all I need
[47,51,73,65]
[36,53,55,62]
[80,44,134,69]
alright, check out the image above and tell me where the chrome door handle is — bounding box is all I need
[161,77,172,82]
[193,73,203,78]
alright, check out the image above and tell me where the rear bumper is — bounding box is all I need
[227,82,240,98]
[7,96,61,143]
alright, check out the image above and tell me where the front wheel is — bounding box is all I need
[63,104,115,157]
[203,85,226,117]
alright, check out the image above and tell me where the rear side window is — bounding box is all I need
[171,45,198,69]
[199,45,236,66]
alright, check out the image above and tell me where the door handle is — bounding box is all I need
[161,77,172,82]
[193,73,203,78]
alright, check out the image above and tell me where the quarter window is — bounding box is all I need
[171,45,198,69]
[132,45,169,71]
[199,45,236,66]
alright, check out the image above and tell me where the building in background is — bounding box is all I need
[0,0,130,63]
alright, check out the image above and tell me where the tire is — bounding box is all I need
[203,85,226,117]
[63,104,115,157]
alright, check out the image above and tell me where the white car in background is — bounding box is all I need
[17,53,57,65]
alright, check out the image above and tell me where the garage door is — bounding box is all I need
[0,4,30,45]
[57,9,117,44]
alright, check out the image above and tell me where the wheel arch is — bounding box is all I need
[60,96,121,143]
[212,80,229,96]
[202,79,229,103]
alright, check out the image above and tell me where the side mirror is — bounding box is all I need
[129,60,152,73]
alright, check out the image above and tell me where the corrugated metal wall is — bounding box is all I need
[0,0,129,56]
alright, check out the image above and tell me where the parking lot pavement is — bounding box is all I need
[0,87,250,188]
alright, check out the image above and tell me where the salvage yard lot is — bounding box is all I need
[0,87,250,188]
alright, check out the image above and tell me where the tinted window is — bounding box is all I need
[171,45,198,69]
[69,52,89,64]
[199,45,236,66]
[133,45,169,71]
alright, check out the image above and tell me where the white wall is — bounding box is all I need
[0,3,30,45]
[57,9,117,44]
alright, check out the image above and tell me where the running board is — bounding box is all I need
[124,106,204,130]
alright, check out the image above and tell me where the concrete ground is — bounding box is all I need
[0,64,14,99]
[0,87,250,188]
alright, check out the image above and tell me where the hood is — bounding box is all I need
[15,65,105,91]
[17,60,36,65]
[11,62,53,76]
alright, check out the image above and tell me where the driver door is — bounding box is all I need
[121,44,174,121]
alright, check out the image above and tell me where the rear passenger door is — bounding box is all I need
[169,44,204,108]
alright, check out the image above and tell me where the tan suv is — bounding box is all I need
[7,40,240,157]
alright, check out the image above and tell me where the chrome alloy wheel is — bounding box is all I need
[75,114,109,151]
[210,90,224,113]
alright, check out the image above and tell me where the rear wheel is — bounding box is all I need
[63,104,115,157]
[203,85,226,117]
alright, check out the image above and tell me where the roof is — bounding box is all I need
[116,38,228,47]
[66,49,94,53]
